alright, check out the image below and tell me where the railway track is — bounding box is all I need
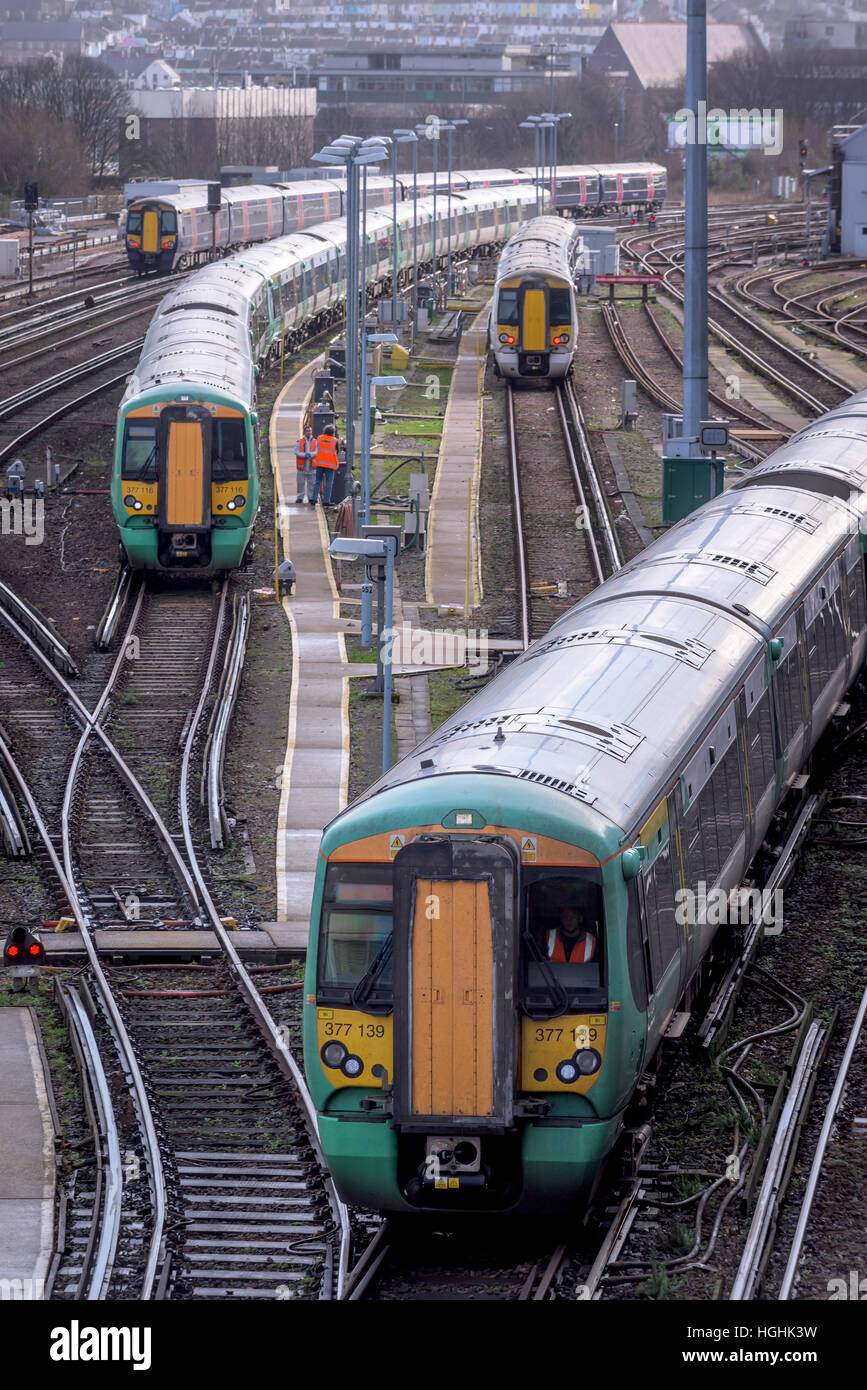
[0,579,351,1299]
[0,339,143,468]
[341,1219,571,1301]
[0,280,166,373]
[733,263,867,356]
[505,377,622,646]
[623,230,850,417]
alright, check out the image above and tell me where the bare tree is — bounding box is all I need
[0,107,90,197]
[63,57,131,179]
[0,56,129,184]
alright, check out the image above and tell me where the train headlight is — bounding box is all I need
[124,495,143,511]
[341,1054,364,1078]
[498,332,509,343]
[575,1048,602,1076]
[554,333,570,345]
[555,1059,579,1084]
[320,1041,347,1069]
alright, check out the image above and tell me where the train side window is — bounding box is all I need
[848,557,867,636]
[497,288,519,325]
[774,648,802,750]
[806,612,826,706]
[696,778,721,884]
[212,420,247,482]
[121,421,158,480]
[645,844,678,988]
[713,741,743,867]
[748,690,776,803]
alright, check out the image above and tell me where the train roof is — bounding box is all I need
[352,409,867,840]
[496,215,585,280]
[127,181,345,212]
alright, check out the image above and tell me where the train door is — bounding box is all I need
[142,208,159,255]
[158,405,212,537]
[391,836,518,1131]
[522,286,547,352]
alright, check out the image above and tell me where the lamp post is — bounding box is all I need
[329,536,399,775]
[440,118,467,296]
[520,120,541,215]
[391,128,417,330]
[416,119,441,302]
[312,135,388,487]
[614,121,619,162]
[522,115,552,215]
[360,332,405,529]
[541,111,571,213]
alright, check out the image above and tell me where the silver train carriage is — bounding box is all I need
[490,216,587,380]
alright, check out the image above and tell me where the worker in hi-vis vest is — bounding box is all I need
[294,425,315,504]
[311,424,340,506]
[547,904,597,963]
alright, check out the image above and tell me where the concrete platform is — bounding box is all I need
[0,1007,56,1298]
[271,357,349,948]
[425,306,488,611]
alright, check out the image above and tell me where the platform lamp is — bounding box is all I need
[540,112,571,213]
[312,136,389,483]
[441,119,468,296]
[391,129,417,330]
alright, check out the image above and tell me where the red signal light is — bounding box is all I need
[28,943,41,957]
[7,944,19,957]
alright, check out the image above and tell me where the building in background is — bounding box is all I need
[120,83,316,179]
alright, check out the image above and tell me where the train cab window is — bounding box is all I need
[212,420,247,482]
[121,421,158,480]
[521,871,605,1015]
[549,287,571,323]
[497,288,519,325]
[317,864,393,1007]
[159,208,177,235]
[126,208,143,235]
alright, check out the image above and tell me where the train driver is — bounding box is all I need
[547,902,597,964]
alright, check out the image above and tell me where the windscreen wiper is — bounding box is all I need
[522,929,569,1019]
[350,936,393,1011]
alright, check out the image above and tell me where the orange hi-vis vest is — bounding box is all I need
[547,929,596,964]
[315,434,339,469]
[296,435,314,466]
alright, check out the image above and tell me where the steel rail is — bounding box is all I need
[0,338,144,420]
[204,593,250,849]
[729,1020,828,1300]
[558,377,622,576]
[778,980,867,1300]
[505,382,532,651]
[0,723,167,1299]
[61,984,125,1300]
[342,1222,393,1301]
[0,368,134,468]
[624,234,845,408]
[176,582,354,1299]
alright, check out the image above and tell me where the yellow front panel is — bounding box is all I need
[165,422,203,526]
[522,289,546,351]
[121,480,157,515]
[316,1007,393,1088]
[212,480,248,514]
[411,879,494,1118]
[142,209,159,254]
[520,1015,607,1094]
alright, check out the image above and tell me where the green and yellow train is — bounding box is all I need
[113,186,541,572]
[303,392,867,1214]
